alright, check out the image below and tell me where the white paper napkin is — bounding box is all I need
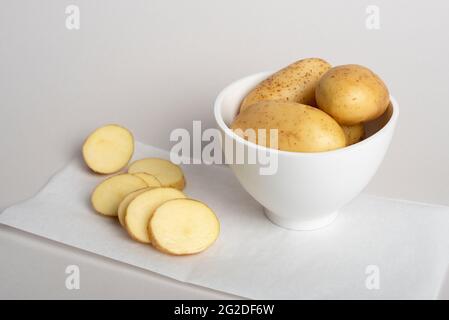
[1,142,449,299]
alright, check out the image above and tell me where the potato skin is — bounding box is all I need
[315,64,390,125]
[342,123,365,146]
[240,58,331,113]
[231,101,346,153]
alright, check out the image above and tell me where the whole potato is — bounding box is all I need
[315,64,390,125]
[240,58,331,113]
[231,101,346,153]
[341,123,365,146]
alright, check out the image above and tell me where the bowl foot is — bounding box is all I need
[263,208,338,231]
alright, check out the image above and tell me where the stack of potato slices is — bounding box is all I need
[83,124,220,255]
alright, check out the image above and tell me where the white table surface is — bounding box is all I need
[1,0,449,299]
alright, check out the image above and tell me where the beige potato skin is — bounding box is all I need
[240,58,331,113]
[231,101,346,152]
[82,124,134,174]
[148,199,220,256]
[342,123,365,146]
[315,64,390,125]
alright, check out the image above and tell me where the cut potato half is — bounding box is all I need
[125,188,186,243]
[131,172,162,187]
[91,174,148,217]
[128,158,185,190]
[149,199,220,255]
[117,187,153,226]
[83,124,134,174]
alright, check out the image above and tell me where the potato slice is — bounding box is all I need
[149,199,220,255]
[125,188,186,243]
[91,174,148,217]
[117,187,153,227]
[131,172,161,187]
[83,124,134,174]
[128,158,185,190]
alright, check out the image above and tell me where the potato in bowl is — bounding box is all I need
[315,64,390,125]
[240,58,331,113]
[214,70,399,230]
[233,59,391,152]
[231,100,346,153]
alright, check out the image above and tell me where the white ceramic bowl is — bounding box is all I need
[214,72,399,230]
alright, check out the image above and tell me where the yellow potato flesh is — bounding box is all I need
[131,173,162,188]
[117,187,153,226]
[82,124,134,174]
[125,188,186,243]
[128,158,185,190]
[149,199,220,255]
[91,174,148,216]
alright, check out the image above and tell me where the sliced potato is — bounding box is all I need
[149,199,220,255]
[128,158,185,190]
[91,174,148,217]
[125,188,186,243]
[131,172,162,187]
[82,124,134,174]
[117,187,153,226]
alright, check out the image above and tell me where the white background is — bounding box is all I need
[1,0,449,298]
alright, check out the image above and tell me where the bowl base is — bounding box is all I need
[263,208,338,231]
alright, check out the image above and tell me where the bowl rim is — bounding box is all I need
[214,71,399,157]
